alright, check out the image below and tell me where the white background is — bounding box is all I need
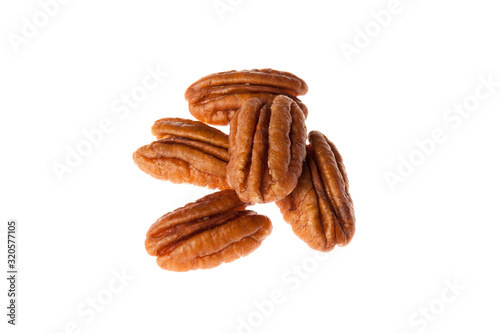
[1,0,500,332]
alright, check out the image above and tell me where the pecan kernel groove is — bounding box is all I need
[185,69,308,125]
[276,131,355,251]
[133,118,230,190]
[146,190,272,271]
[227,95,307,203]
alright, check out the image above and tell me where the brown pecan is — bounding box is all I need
[145,190,272,271]
[185,69,308,125]
[151,117,229,147]
[227,95,307,203]
[186,69,308,95]
[133,118,230,190]
[276,131,355,252]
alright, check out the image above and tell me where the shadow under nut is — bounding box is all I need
[227,95,307,203]
[276,131,355,252]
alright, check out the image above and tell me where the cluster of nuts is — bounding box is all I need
[133,69,355,272]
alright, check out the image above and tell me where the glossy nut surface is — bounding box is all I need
[276,131,355,251]
[185,69,308,125]
[133,118,230,190]
[145,190,272,272]
[227,95,307,203]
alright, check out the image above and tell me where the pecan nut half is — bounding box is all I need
[145,190,273,271]
[133,118,229,190]
[228,95,307,203]
[151,117,229,147]
[276,131,355,252]
[185,69,308,125]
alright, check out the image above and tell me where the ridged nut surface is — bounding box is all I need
[228,95,307,203]
[145,190,272,271]
[276,131,355,251]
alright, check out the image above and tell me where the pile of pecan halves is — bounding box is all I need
[133,69,355,272]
